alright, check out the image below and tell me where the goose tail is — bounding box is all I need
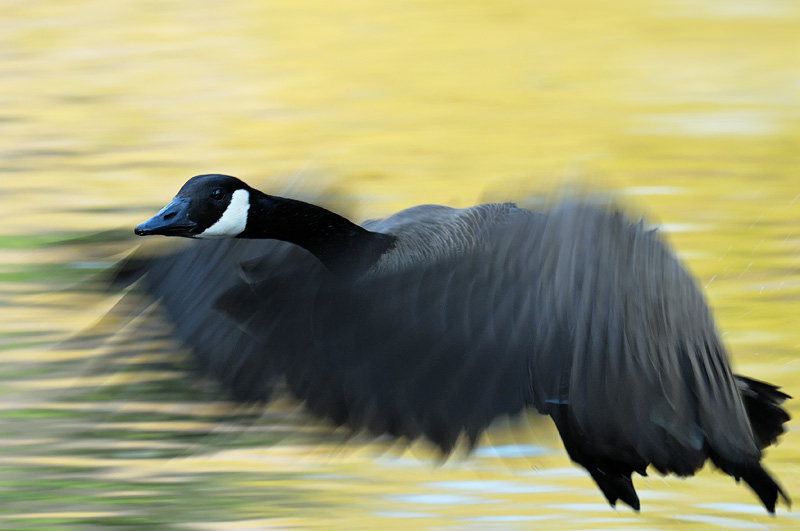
[735,375,791,450]
[710,375,792,513]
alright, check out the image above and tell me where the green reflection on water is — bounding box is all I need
[1,0,798,529]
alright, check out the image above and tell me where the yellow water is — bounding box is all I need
[1,0,799,529]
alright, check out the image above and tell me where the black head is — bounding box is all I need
[135,174,254,238]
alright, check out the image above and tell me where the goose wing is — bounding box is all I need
[112,199,787,511]
[214,204,759,470]
[215,207,540,451]
[127,238,324,401]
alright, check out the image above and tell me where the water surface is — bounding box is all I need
[1,1,798,529]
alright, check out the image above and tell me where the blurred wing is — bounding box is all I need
[218,209,544,452]
[216,203,761,471]
[126,202,763,477]
[531,205,759,474]
[128,239,324,401]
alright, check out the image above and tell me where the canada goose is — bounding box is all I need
[127,173,789,513]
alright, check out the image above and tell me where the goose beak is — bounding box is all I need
[135,197,198,237]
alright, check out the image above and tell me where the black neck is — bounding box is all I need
[238,191,396,276]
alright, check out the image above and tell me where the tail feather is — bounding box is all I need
[710,375,792,513]
[735,375,791,449]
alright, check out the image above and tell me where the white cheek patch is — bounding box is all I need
[197,189,250,238]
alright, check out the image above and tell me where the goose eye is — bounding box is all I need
[210,188,224,201]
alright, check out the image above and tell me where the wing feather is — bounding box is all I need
[132,202,769,479]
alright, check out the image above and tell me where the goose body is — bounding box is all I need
[128,174,790,512]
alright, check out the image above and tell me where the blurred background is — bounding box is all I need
[1,0,799,529]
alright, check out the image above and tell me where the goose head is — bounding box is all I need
[135,174,397,275]
[135,174,253,239]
